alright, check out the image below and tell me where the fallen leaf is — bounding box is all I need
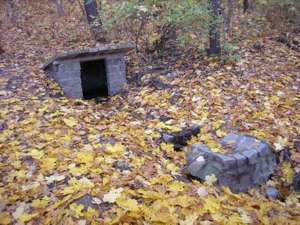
[116,197,139,211]
[45,174,65,184]
[0,212,11,225]
[29,149,44,160]
[103,188,124,203]
[63,117,77,127]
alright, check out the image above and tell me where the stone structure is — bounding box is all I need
[43,44,134,99]
[187,134,277,192]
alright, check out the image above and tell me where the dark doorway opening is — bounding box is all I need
[80,59,108,99]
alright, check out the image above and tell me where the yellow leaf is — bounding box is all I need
[142,204,177,224]
[116,197,139,211]
[282,162,294,184]
[105,143,125,155]
[0,212,11,225]
[225,213,243,224]
[212,120,225,130]
[168,196,195,207]
[137,190,164,200]
[203,196,220,214]
[216,129,226,138]
[42,133,55,141]
[19,213,38,223]
[85,207,96,219]
[75,151,94,165]
[166,163,179,174]
[58,178,94,196]
[160,143,174,154]
[102,176,110,186]
[68,164,89,176]
[29,149,44,160]
[155,122,181,132]
[31,198,49,209]
[13,169,27,179]
[63,117,77,127]
[11,160,22,169]
[69,203,84,218]
[168,181,185,192]
[40,157,57,170]
[179,214,199,225]
[150,175,173,185]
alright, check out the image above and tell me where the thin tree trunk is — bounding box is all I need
[225,0,233,36]
[243,0,250,13]
[0,21,3,54]
[208,0,222,56]
[52,0,65,17]
[6,0,16,24]
[83,0,106,43]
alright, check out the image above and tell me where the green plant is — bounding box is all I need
[221,42,240,64]
[101,0,212,53]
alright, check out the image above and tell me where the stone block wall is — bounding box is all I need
[55,60,83,98]
[105,57,126,96]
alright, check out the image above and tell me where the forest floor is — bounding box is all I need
[0,1,300,224]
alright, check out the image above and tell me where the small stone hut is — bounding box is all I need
[43,44,134,99]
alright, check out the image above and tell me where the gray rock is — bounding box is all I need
[186,134,277,193]
[162,124,201,150]
[162,133,175,144]
[220,133,239,147]
[187,155,206,176]
[165,71,178,80]
[113,161,131,171]
[266,186,279,199]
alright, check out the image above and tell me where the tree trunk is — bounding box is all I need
[6,0,16,24]
[0,20,2,54]
[53,0,65,17]
[83,0,106,43]
[208,0,222,56]
[224,0,233,36]
[243,0,249,13]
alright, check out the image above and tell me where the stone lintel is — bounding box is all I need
[43,43,134,70]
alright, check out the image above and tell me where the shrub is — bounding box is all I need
[101,0,212,54]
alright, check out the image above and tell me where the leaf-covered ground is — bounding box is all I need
[0,1,300,224]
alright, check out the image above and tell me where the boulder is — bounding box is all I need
[187,134,277,192]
